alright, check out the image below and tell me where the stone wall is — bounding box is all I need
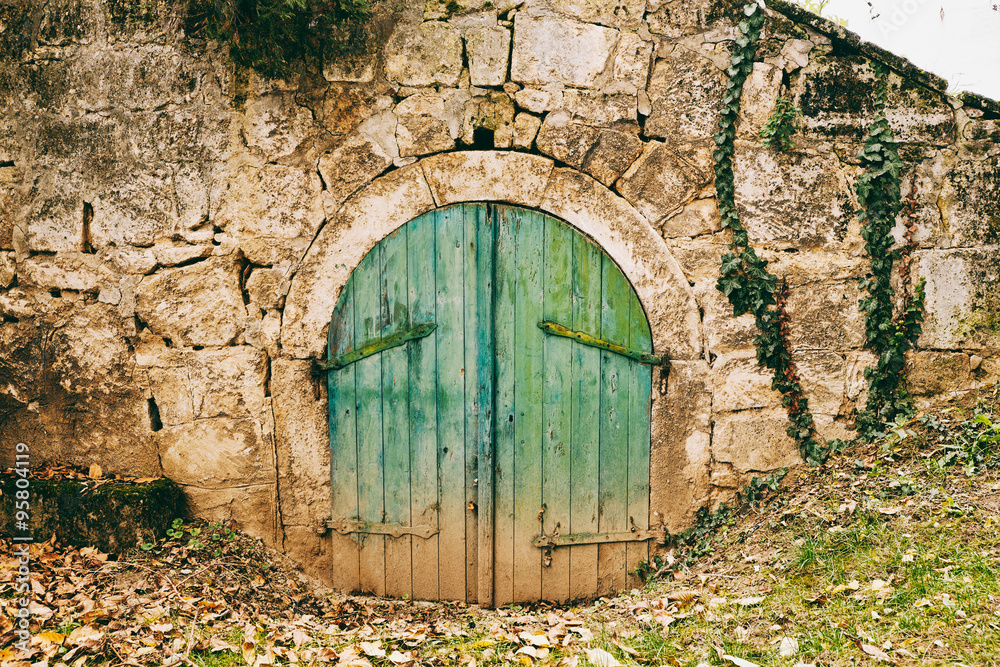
[1,0,998,582]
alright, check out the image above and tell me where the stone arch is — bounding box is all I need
[282,150,702,362]
[280,151,712,536]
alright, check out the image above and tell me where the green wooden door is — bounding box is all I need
[326,203,653,605]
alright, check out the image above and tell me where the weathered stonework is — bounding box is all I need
[1,0,998,587]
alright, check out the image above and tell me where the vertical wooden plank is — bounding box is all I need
[597,254,632,597]
[476,205,496,608]
[329,279,361,593]
[625,290,653,590]
[492,205,518,606]
[512,208,544,603]
[463,204,484,603]
[436,205,468,601]
[354,248,386,597]
[381,227,412,599]
[541,216,573,602]
[569,235,602,601]
[408,213,440,601]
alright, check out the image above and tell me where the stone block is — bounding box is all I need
[794,54,956,145]
[510,15,618,87]
[461,92,516,147]
[246,267,290,311]
[535,111,600,168]
[543,0,645,27]
[0,252,13,288]
[794,351,848,416]
[135,256,246,347]
[212,163,324,265]
[665,234,729,283]
[786,281,867,350]
[907,351,972,397]
[18,253,109,293]
[422,150,554,208]
[712,409,803,474]
[917,248,1000,353]
[322,85,390,136]
[241,94,316,160]
[512,112,541,150]
[613,32,653,89]
[384,21,463,87]
[616,141,710,223]
[734,142,854,250]
[645,53,725,143]
[159,418,274,488]
[581,128,644,187]
[562,91,637,126]
[273,359,331,526]
[143,346,270,426]
[645,0,731,38]
[23,170,85,252]
[467,25,511,87]
[90,166,188,248]
[148,245,210,268]
[319,134,393,209]
[740,62,783,135]
[395,93,456,157]
[712,350,778,413]
[938,154,1000,248]
[661,196,722,239]
[514,87,563,114]
[653,360,713,532]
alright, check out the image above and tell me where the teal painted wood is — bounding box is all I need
[328,277,360,593]
[463,204,485,603]
[492,205,518,606]
[597,254,632,597]
[625,290,653,588]
[381,228,412,598]
[475,207,496,607]
[407,212,440,601]
[512,208,545,603]
[327,202,654,604]
[569,233,603,601]
[435,206,469,601]
[354,248,387,596]
[541,215,573,602]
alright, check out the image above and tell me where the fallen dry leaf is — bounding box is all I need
[859,642,893,662]
[584,647,622,667]
[778,637,799,657]
[721,653,760,667]
[736,596,766,606]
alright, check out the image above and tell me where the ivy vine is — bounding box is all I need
[714,1,828,466]
[854,62,926,439]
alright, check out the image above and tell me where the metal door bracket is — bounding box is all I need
[533,517,666,549]
[328,519,439,539]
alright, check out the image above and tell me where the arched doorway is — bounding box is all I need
[323,203,658,605]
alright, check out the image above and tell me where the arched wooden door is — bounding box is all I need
[325,203,656,605]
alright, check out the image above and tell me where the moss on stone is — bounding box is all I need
[0,474,182,553]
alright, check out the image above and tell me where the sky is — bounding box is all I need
[816,0,1000,100]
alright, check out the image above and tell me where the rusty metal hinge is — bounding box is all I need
[533,517,666,550]
[327,518,439,539]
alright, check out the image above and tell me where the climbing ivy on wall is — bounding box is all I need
[854,62,926,439]
[714,1,829,467]
[184,0,370,79]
